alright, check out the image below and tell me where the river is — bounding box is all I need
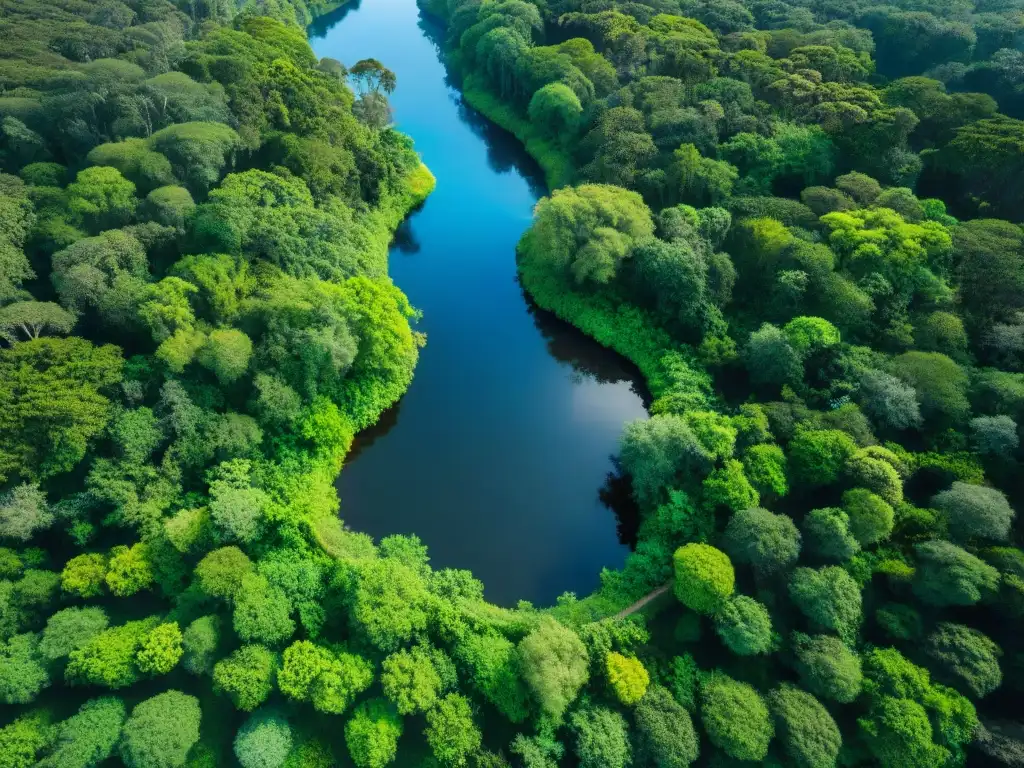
[310,0,649,606]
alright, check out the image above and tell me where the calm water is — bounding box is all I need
[311,0,649,606]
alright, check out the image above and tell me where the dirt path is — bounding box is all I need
[611,583,671,620]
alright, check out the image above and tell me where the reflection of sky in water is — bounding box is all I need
[314,0,649,606]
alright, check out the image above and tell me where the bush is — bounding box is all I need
[673,544,735,615]
[699,672,774,761]
[38,696,125,768]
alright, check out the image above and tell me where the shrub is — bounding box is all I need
[789,429,857,488]
[926,623,1002,699]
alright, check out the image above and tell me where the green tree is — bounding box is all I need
[0,338,122,482]
[0,302,76,345]
[714,595,773,655]
[743,323,802,389]
[722,507,801,577]
[457,632,530,722]
[518,617,589,719]
[912,540,999,606]
[768,685,842,768]
[859,696,949,768]
[381,644,445,715]
[792,633,863,704]
[234,709,292,768]
[87,139,175,194]
[119,690,201,768]
[194,546,254,601]
[0,484,52,542]
[345,698,403,768]
[742,443,788,499]
[788,429,858,488]
[181,615,220,675]
[232,573,295,646]
[634,685,699,767]
[605,651,649,705]
[528,83,583,141]
[136,622,182,675]
[425,694,481,767]
[197,328,253,384]
[802,507,860,562]
[350,559,431,652]
[39,607,109,662]
[673,543,734,614]
[789,566,862,642]
[620,415,713,509]
[66,617,159,689]
[701,459,759,513]
[213,645,276,712]
[277,640,373,715]
[148,122,240,194]
[842,489,895,546]
[0,633,49,704]
[891,352,970,425]
[38,697,125,768]
[66,166,137,231]
[570,705,631,768]
[926,623,1002,699]
[699,671,774,761]
[524,184,654,284]
[932,482,1014,544]
[105,543,153,597]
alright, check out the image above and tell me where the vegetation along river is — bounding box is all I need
[310,0,649,606]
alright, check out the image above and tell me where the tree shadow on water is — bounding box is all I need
[600,463,642,549]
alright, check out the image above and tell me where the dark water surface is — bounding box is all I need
[311,0,648,606]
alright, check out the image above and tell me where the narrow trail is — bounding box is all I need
[612,583,671,620]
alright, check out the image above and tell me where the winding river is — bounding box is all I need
[311,0,649,606]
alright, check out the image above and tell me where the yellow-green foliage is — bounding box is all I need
[605,652,649,705]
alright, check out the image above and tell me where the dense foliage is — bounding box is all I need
[4,0,1024,763]
[414,0,1024,762]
